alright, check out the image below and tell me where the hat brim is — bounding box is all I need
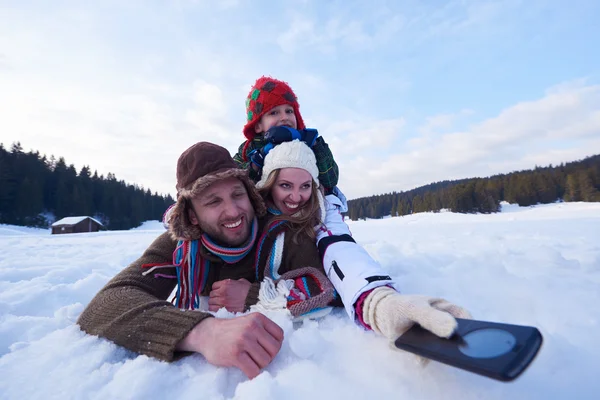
[168,168,266,241]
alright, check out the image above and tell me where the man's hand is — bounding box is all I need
[209,278,252,313]
[177,313,284,379]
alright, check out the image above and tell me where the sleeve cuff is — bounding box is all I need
[244,282,261,310]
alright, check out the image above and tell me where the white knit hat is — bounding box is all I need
[256,140,326,221]
[256,140,319,189]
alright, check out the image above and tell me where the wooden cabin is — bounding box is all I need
[51,216,104,234]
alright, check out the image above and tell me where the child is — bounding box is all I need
[233,77,471,338]
[234,76,382,321]
[233,76,340,197]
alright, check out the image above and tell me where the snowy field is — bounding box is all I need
[1,203,599,400]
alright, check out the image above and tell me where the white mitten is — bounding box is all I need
[363,287,472,340]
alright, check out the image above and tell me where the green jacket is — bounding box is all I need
[233,136,339,194]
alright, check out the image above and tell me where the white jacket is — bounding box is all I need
[317,194,396,320]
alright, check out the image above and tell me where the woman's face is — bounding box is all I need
[270,168,313,215]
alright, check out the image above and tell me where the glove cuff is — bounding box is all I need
[278,267,335,318]
[363,286,412,340]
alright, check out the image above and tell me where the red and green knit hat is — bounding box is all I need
[243,76,306,140]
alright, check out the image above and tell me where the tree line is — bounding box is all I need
[0,142,174,230]
[3,141,599,228]
[347,154,600,220]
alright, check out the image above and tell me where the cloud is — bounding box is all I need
[0,72,196,195]
[337,82,600,199]
[275,0,531,56]
[176,0,240,10]
[185,80,242,149]
[0,53,10,71]
[275,4,411,55]
[418,109,474,136]
[325,118,406,157]
[1,1,599,206]
[0,3,254,198]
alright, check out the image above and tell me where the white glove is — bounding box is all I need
[363,287,472,340]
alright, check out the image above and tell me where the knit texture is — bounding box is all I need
[77,232,210,362]
[77,218,342,362]
[256,140,319,189]
[249,277,294,315]
[77,230,264,362]
[362,286,472,341]
[279,267,335,318]
[243,76,306,140]
[255,140,327,222]
[253,214,343,318]
[233,136,339,193]
[169,218,259,310]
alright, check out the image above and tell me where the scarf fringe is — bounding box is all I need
[173,240,209,310]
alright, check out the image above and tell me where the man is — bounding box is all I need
[78,142,285,379]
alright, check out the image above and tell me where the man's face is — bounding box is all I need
[188,177,255,247]
[254,104,297,133]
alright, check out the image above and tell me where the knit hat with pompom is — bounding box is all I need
[243,76,306,140]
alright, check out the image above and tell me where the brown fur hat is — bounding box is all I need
[165,142,266,241]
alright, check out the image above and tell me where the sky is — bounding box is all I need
[1,202,599,399]
[1,0,600,199]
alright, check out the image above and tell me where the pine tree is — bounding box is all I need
[564,174,580,202]
[578,169,600,201]
[16,178,44,224]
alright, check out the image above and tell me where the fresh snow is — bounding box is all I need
[0,224,50,236]
[1,202,599,399]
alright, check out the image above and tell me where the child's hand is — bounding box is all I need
[249,143,273,171]
[264,126,319,147]
[299,128,319,147]
[264,126,300,144]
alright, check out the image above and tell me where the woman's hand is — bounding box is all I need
[363,286,472,340]
[208,278,252,313]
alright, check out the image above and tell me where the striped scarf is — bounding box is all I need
[255,208,287,281]
[255,205,323,281]
[173,217,258,310]
[254,207,337,315]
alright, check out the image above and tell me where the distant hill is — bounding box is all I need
[347,154,600,220]
[0,142,174,230]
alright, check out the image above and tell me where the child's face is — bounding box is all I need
[254,104,297,133]
[270,168,312,215]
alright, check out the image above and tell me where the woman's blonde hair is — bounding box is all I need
[258,169,323,242]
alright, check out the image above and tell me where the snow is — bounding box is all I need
[130,220,167,231]
[52,216,104,227]
[0,224,49,236]
[1,202,599,399]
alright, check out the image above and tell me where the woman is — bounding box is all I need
[248,139,342,320]
[248,140,471,341]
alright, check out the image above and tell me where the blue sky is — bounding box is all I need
[1,0,599,199]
